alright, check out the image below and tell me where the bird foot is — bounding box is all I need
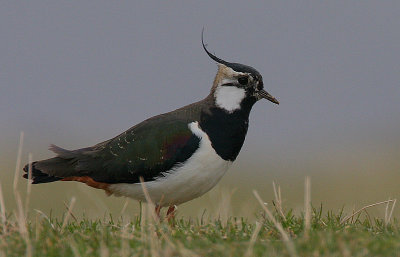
[153,205,177,222]
[166,205,177,222]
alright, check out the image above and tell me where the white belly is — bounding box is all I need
[108,122,232,207]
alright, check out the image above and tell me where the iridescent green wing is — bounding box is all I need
[87,117,200,183]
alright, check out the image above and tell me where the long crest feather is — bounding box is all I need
[201,28,231,66]
[201,29,263,80]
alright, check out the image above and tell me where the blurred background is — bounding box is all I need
[1,1,399,220]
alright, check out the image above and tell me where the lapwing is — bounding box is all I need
[23,33,279,218]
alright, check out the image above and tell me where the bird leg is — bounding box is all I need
[166,205,177,221]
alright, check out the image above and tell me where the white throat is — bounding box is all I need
[214,85,246,113]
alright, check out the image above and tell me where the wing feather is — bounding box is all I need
[27,118,201,184]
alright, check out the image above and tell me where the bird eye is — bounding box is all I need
[238,76,248,85]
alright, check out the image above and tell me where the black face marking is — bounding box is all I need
[257,80,263,91]
[238,76,248,85]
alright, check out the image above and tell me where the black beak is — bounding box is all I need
[258,90,279,105]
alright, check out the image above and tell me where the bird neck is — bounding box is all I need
[199,95,256,161]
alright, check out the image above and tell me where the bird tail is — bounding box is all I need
[22,145,113,195]
[22,144,79,184]
[23,161,63,184]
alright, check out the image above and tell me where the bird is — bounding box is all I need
[23,33,279,218]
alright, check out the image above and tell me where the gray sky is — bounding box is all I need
[1,1,400,215]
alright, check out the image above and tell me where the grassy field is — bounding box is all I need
[1,189,399,257]
[1,135,399,256]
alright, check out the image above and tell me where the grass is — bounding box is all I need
[1,133,399,256]
[1,200,400,257]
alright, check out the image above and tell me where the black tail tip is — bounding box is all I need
[22,162,36,182]
[22,161,61,184]
[23,162,36,176]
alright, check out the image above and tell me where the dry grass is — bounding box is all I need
[0,133,399,256]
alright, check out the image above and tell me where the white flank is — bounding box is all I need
[109,122,232,207]
[214,85,246,113]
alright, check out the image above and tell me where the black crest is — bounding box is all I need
[201,29,262,80]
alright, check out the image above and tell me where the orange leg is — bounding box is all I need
[166,205,176,221]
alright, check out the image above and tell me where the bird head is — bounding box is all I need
[202,32,279,113]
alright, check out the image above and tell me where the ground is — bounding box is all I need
[1,202,399,257]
